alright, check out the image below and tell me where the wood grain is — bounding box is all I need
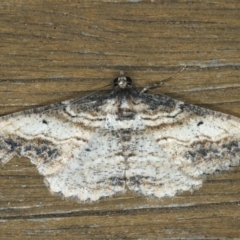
[0,0,240,239]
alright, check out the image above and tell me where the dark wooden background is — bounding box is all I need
[0,1,240,239]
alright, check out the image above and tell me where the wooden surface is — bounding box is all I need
[0,1,240,239]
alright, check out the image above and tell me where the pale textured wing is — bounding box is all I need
[126,93,240,198]
[0,96,125,202]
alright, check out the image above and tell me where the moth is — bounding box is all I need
[0,71,240,202]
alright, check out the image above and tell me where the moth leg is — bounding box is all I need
[140,66,186,94]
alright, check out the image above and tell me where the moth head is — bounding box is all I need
[114,71,132,89]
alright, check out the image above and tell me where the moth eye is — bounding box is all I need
[113,77,119,86]
[126,77,132,85]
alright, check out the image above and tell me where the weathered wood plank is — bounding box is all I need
[0,0,240,239]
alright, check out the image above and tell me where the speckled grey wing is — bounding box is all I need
[125,94,240,198]
[0,96,125,202]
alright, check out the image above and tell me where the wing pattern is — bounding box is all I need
[125,93,240,198]
[1,76,240,202]
[0,96,126,201]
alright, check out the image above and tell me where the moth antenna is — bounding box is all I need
[140,66,186,94]
[41,82,113,113]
